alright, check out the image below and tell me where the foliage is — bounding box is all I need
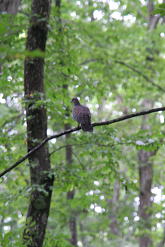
[0,0,165,246]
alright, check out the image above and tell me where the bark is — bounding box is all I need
[147,0,160,31]
[67,189,78,246]
[79,223,87,247]
[88,0,95,22]
[109,180,120,236]
[65,124,77,246]
[138,100,155,247]
[0,0,20,14]
[138,152,153,247]
[138,2,160,246]
[23,1,54,247]
[163,0,165,24]
[0,0,20,73]
[55,0,78,245]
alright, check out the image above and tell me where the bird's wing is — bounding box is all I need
[73,105,91,124]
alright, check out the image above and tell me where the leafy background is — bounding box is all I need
[0,0,165,246]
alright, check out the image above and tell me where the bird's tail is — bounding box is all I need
[81,124,93,132]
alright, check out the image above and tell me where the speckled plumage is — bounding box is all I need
[71,98,93,132]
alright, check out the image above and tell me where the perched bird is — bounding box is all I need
[71,97,93,132]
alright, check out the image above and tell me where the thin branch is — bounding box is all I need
[49,143,89,156]
[114,60,165,93]
[79,59,100,66]
[0,113,23,130]
[80,58,165,92]
[0,106,165,178]
[72,150,85,169]
[49,141,137,157]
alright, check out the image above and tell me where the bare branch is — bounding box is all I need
[80,59,100,66]
[80,58,165,92]
[114,60,165,93]
[0,106,165,178]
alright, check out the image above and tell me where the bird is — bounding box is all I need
[71,97,93,132]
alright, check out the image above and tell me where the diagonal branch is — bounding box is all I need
[0,106,165,179]
[114,60,165,93]
[80,58,165,92]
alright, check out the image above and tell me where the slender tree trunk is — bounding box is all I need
[65,124,77,246]
[138,149,153,247]
[109,180,120,236]
[54,0,78,244]
[0,0,20,73]
[67,189,77,246]
[108,95,126,238]
[147,0,160,31]
[0,0,20,14]
[138,2,160,246]
[138,101,155,247]
[23,1,54,246]
[79,222,87,247]
[88,0,95,22]
[163,0,165,23]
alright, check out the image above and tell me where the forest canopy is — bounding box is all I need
[0,0,165,247]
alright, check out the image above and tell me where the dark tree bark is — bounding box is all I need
[0,0,20,14]
[23,0,54,247]
[88,0,95,22]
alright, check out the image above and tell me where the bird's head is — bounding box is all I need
[71,97,80,105]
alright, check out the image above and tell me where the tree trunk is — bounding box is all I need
[65,124,77,246]
[88,0,95,22]
[109,180,120,236]
[54,0,78,244]
[0,0,20,14]
[138,152,153,247]
[147,0,160,31]
[67,189,78,246]
[23,1,54,247]
[108,95,126,238]
[138,2,160,246]
[138,100,155,247]
[0,0,20,73]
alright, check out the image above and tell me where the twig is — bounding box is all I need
[114,60,165,92]
[0,113,23,130]
[49,143,87,156]
[0,106,165,178]
[80,58,165,92]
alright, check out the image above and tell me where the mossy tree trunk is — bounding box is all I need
[23,0,54,246]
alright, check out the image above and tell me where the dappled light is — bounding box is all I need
[0,0,165,247]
